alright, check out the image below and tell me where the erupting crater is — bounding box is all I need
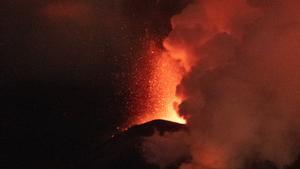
[132,40,189,126]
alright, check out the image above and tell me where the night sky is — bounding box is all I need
[3,1,300,169]
[0,0,189,169]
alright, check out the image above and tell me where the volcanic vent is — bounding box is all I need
[124,0,300,169]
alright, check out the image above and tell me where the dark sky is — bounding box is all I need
[0,0,189,169]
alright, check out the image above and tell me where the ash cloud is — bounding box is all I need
[143,0,300,168]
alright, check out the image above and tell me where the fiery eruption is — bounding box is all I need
[141,0,300,169]
[133,40,187,125]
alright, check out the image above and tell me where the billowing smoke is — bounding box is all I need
[143,0,300,168]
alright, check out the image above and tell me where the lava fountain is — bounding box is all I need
[132,39,189,125]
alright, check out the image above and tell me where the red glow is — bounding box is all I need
[41,1,91,22]
[132,41,188,125]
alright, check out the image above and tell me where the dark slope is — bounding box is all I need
[91,120,188,169]
[91,119,300,169]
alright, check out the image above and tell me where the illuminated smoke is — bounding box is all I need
[143,0,300,168]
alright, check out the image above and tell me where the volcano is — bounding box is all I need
[2,1,300,169]
[91,120,189,169]
[91,119,300,169]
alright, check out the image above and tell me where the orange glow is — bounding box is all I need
[41,1,91,23]
[133,41,187,125]
[193,144,226,169]
[163,40,191,72]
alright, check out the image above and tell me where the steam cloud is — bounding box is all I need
[143,0,300,168]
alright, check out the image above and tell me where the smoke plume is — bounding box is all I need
[143,0,300,168]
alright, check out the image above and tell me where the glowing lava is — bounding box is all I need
[133,41,188,125]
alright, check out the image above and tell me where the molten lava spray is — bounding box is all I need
[142,0,300,169]
[133,40,187,125]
